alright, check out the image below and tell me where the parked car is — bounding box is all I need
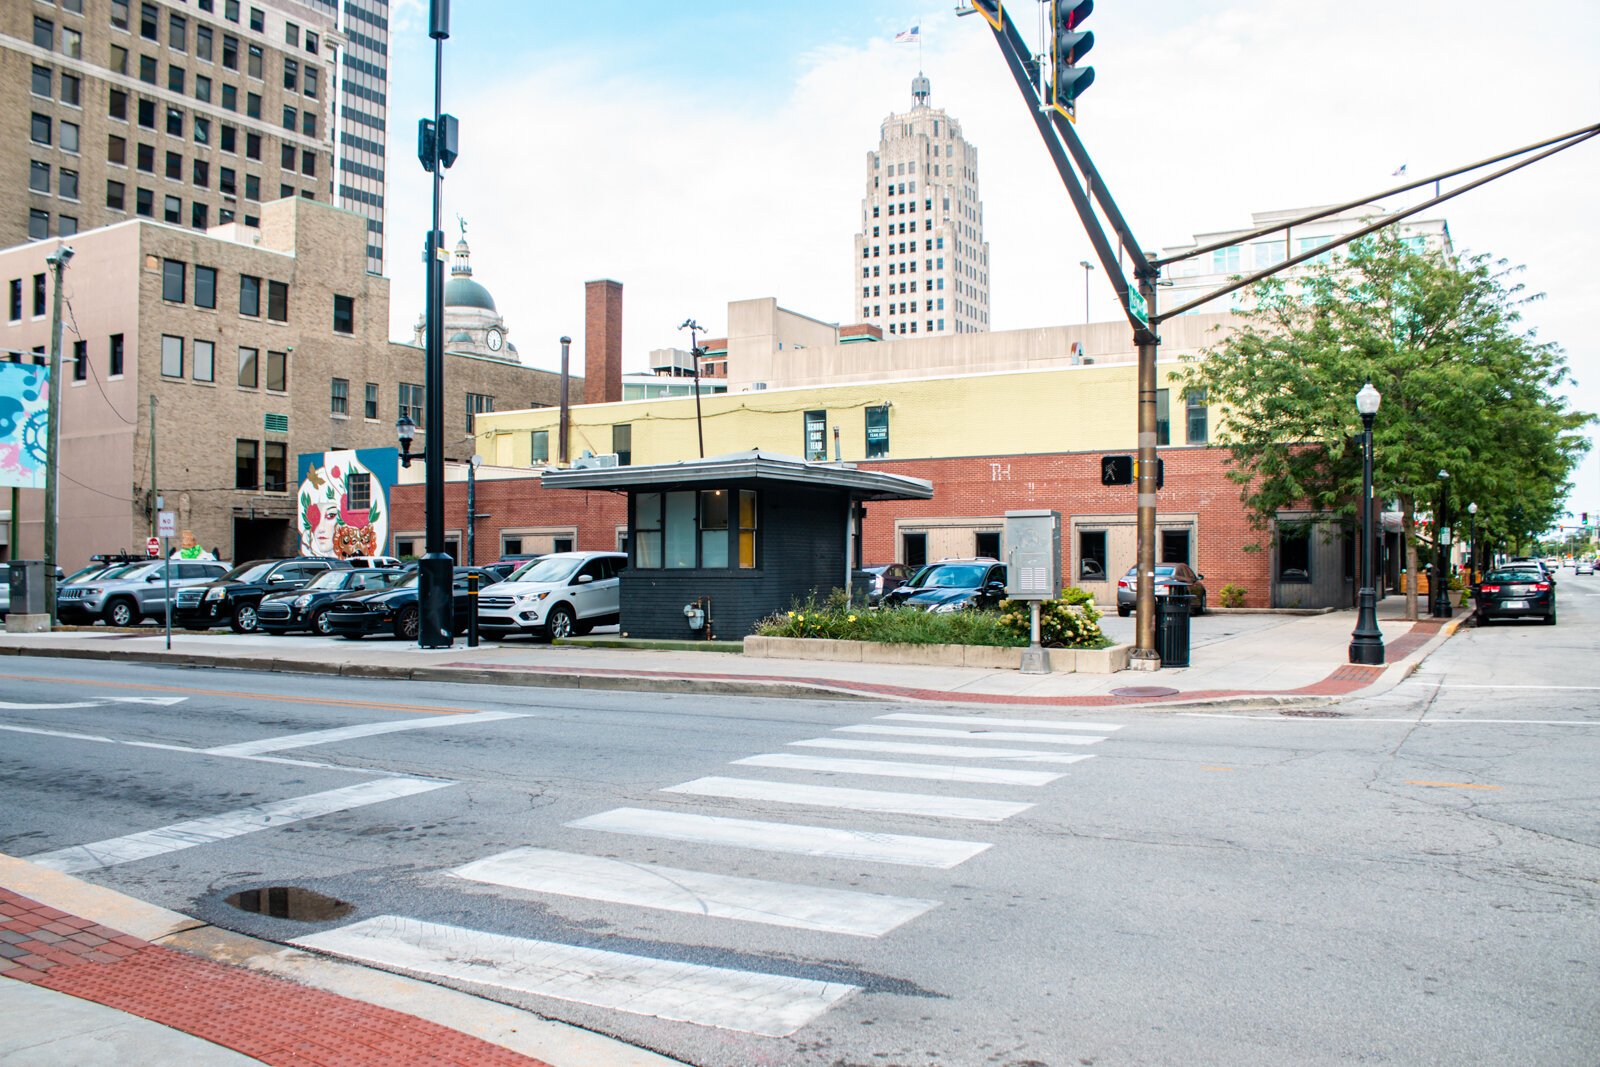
[173,558,352,632]
[863,563,916,606]
[325,565,510,640]
[258,567,407,635]
[1475,567,1556,625]
[1116,563,1208,616]
[0,562,67,618]
[57,559,231,626]
[345,555,404,569]
[881,558,1008,613]
[476,551,627,640]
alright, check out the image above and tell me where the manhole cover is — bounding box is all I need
[1111,686,1181,698]
[225,886,352,922]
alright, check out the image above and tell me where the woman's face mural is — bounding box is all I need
[297,451,388,558]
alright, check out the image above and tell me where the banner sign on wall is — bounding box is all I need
[0,363,50,491]
[294,448,400,559]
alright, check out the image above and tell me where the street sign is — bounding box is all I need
[1128,287,1149,327]
[157,510,176,537]
[146,536,160,557]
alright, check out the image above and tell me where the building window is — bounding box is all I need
[192,265,216,309]
[1161,529,1191,566]
[237,346,257,388]
[7,281,20,322]
[109,334,124,377]
[332,294,354,334]
[32,65,52,98]
[1186,388,1209,444]
[191,202,208,229]
[611,423,632,466]
[167,66,185,93]
[1211,245,1242,273]
[61,122,79,154]
[166,108,183,137]
[363,382,378,419]
[330,377,349,415]
[902,531,928,569]
[35,16,55,49]
[31,113,52,146]
[263,441,286,492]
[346,471,371,511]
[1078,530,1108,582]
[162,259,186,302]
[29,162,50,194]
[634,489,755,570]
[33,275,47,318]
[163,195,181,224]
[246,43,263,78]
[60,72,82,106]
[531,429,549,463]
[72,340,88,382]
[239,274,260,316]
[160,334,183,377]
[235,439,258,490]
[266,280,287,321]
[865,404,890,458]
[465,393,493,433]
[194,339,215,382]
[265,349,286,391]
[804,409,827,461]
[398,382,424,427]
[1155,388,1171,446]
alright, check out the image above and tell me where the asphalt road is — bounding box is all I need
[1,579,1597,1066]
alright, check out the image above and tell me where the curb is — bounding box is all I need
[0,853,682,1067]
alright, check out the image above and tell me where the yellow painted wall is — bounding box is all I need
[475,362,1208,468]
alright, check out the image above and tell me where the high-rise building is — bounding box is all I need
[300,0,387,274]
[2,0,337,247]
[853,74,989,338]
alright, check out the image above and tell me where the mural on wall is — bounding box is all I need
[295,448,399,559]
[0,363,50,490]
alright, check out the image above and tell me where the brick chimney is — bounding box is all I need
[584,279,623,404]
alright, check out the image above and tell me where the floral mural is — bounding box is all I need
[295,449,395,559]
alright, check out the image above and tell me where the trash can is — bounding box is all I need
[1154,581,1192,668]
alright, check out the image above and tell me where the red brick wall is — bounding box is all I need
[584,280,623,405]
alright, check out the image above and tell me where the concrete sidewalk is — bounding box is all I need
[0,600,1467,709]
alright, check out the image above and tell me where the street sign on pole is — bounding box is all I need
[146,536,160,557]
[157,510,176,538]
[1128,287,1149,327]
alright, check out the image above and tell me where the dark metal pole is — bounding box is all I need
[1349,411,1384,664]
[465,459,475,566]
[1431,472,1453,618]
[1132,270,1160,665]
[43,244,72,627]
[557,336,571,464]
[418,0,452,647]
[680,319,706,458]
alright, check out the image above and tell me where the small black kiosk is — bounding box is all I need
[541,450,933,640]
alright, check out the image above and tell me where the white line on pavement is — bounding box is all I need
[836,724,1106,746]
[662,776,1034,822]
[733,752,1065,786]
[1178,713,1600,725]
[204,710,527,756]
[791,737,1094,765]
[452,847,938,938]
[877,713,1122,732]
[568,808,990,868]
[1406,682,1600,691]
[0,722,399,775]
[293,915,857,1037]
[28,778,452,873]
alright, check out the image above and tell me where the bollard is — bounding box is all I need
[467,570,479,648]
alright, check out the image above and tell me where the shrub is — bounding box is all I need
[1219,583,1247,608]
[996,586,1108,649]
[753,589,1024,647]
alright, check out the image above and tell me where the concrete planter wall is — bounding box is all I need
[743,635,1131,674]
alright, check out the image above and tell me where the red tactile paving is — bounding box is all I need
[0,888,553,1067]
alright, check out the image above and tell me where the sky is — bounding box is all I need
[379,1,1600,521]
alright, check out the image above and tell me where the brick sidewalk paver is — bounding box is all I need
[0,888,552,1067]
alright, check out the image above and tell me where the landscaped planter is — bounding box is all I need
[742,635,1130,673]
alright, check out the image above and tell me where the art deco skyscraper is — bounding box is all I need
[853,74,990,337]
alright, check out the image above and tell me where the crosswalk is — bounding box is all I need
[291,708,1124,1038]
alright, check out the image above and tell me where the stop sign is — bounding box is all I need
[147,536,160,557]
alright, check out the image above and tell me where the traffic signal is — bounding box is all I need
[1049,0,1095,120]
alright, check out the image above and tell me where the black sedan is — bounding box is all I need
[258,567,407,635]
[1475,568,1556,625]
[882,559,1008,613]
[324,565,513,640]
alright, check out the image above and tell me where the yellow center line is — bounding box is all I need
[0,671,483,716]
[1405,780,1502,790]
[1200,766,1235,772]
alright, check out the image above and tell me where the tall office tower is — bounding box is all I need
[853,74,990,338]
[3,0,337,247]
[298,0,387,274]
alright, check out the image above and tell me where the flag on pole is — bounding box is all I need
[1391,164,1408,176]
[894,25,920,43]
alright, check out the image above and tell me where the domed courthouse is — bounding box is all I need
[412,226,520,363]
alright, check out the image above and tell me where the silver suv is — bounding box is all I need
[476,551,626,640]
[58,559,231,626]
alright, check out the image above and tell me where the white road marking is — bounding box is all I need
[204,710,526,756]
[733,752,1065,786]
[837,724,1105,746]
[1177,713,1600,725]
[1407,682,1600,691]
[452,848,937,938]
[877,713,1122,732]
[0,697,188,710]
[0,722,399,775]
[29,778,451,873]
[792,737,1094,765]
[662,776,1033,822]
[568,808,990,868]
[293,915,857,1037]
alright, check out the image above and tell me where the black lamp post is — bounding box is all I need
[679,319,706,459]
[1466,502,1479,585]
[1431,469,1453,618]
[396,414,417,468]
[1349,382,1385,665]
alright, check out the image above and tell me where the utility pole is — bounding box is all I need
[42,243,73,627]
[680,319,706,459]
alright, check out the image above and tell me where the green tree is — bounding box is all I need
[1181,230,1591,619]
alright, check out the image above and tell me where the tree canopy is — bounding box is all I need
[1180,229,1591,614]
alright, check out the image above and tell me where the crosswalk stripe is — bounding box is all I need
[293,915,856,1037]
[29,778,451,873]
[451,847,938,938]
[877,713,1122,732]
[732,752,1065,786]
[792,737,1094,765]
[568,808,990,868]
[204,710,527,757]
[838,724,1105,746]
[662,776,1033,822]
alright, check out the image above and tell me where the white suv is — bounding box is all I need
[476,551,626,640]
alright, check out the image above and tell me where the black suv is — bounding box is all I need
[881,558,1008,613]
[174,558,351,633]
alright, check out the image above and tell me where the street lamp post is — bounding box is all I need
[1431,469,1453,618]
[1466,502,1479,585]
[42,243,73,629]
[1079,259,1094,325]
[1349,383,1385,665]
[679,319,706,459]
